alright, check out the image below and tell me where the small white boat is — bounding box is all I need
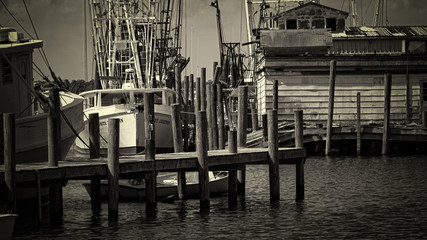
[75,87,175,155]
[0,214,18,240]
[83,172,229,201]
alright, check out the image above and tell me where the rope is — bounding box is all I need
[59,110,90,149]
[83,112,108,144]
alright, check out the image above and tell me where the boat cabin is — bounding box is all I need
[81,88,176,111]
[0,28,43,118]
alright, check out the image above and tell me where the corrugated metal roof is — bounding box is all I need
[333,26,427,38]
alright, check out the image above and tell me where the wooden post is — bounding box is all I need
[273,80,278,110]
[211,83,218,150]
[206,82,213,150]
[89,113,100,158]
[357,92,362,155]
[406,70,411,124]
[201,68,207,111]
[196,111,209,211]
[172,103,187,199]
[90,177,101,213]
[183,76,189,150]
[382,74,392,155]
[48,88,61,167]
[0,114,3,165]
[108,118,120,221]
[262,114,268,142]
[196,77,201,112]
[49,183,63,227]
[294,110,304,200]
[217,83,225,149]
[144,93,156,215]
[294,110,303,149]
[175,65,182,104]
[228,130,238,208]
[237,85,248,148]
[3,113,16,213]
[251,103,259,132]
[268,109,280,202]
[190,74,194,111]
[35,170,42,225]
[325,60,336,156]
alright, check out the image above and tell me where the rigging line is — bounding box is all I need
[59,110,90,149]
[33,62,48,79]
[0,0,35,39]
[82,112,108,144]
[363,0,374,24]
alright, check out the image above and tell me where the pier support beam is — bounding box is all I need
[251,103,259,132]
[325,60,336,156]
[144,93,157,215]
[228,130,238,208]
[196,111,209,211]
[172,103,186,199]
[49,183,63,227]
[217,83,225,149]
[89,113,102,213]
[268,110,280,203]
[3,113,16,213]
[294,110,304,200]
[237,86,248,196]
[108,119,120,221]
[201,68,207,111]
[382,74,392,155]
[48,88,61,167]
[183,76,189,151]
[262,114,268,143]
[207,82,213,150]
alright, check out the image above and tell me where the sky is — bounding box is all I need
[1,0,427,81]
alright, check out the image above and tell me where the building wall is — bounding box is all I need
[257,72,423,125]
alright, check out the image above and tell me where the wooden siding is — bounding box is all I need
[257,73,423,125]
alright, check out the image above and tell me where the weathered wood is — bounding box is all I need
[325,60,336,156]
[3,113,16,213]
[251,104,259,132]
[238,85,248,148]
[228,130,238,207]
[423,111,427,129]
[108,118,120,221]
[36,169,42,225]
[171,103,183,152]
[211,82,218,150]
[144,93,156,215]
[294,110,303,149]
[48,88,61,167]
[262,114,268,142]
[268,109,280,202]
[207,82,213,150]
[90,177,101,213]
[382,74,392,155]
[0,115,3,165]
[296,158,305,200]
[213,65,221,85]
[89,113,100,159]
[183,76,189,150]
[190,74,195,145]
[49,183,63,227]
[196,111,209,211]
[201,68,207,111]
[406,69,411,124]
[175,65,182,104]
[357,92,361,155]
[196,77,201,112]
[273,80,278,110]
[217,83,225,149]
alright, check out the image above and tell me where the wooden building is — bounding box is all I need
[255,2,427,125]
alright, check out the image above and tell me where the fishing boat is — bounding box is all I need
[75,0,189,154]
[83,172,228,201]
[0,214,18,240]
[0,28,84,164]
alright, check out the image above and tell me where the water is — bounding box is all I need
[14,155,427,239]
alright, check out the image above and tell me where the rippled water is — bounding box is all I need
[14,155,427,239]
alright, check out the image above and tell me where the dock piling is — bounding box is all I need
[262,114,268,142]
[217,83,225,149]
[183,76,189,150]
[357,92,362,155]
[89,113,100,158]
[325,60,337,156]
[144,93,157,215]
[251,103,259,132]
[108,118,120,221]
[48,88,61,167]
[207,82,213,150]
[237,86,248,196]
[172,103,187,199]
[382,74,392,155]
[273,80,278,110]
[196,111,210,211]
[201,68,207,111]
[294,110,304,200]
[268,109,280,202]
[3,113,16,213]
[228,130,238,208]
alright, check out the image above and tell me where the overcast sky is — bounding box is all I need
[1,0,427,81]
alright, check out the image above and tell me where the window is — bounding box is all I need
[101,93,129,106]
[326,18,337,32]
[286,19,297,30]
[134,92,163,105]
[1,57,13,85]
